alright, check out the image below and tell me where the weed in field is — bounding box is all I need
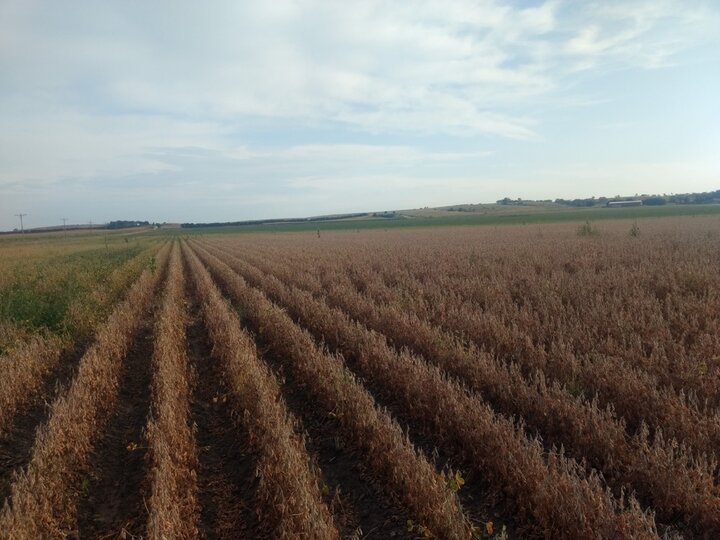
[80,477,91,497]
[494,525,508,540]
[476,521,508,539]
[577,220,599,237]
[407,520,432,538]
[0,245,144,336]
[0,269,79,331]
[565,380,584,399]
[446,470,465,493]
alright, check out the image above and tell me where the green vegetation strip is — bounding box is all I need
[172,204,720,235]
[0,245,148,340]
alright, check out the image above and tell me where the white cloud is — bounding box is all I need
[562,1,720,69]
[2,1,715,142]
[1,1,719,228]
[0,105,228,183]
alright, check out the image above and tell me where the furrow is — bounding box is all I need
[185,242,472,539]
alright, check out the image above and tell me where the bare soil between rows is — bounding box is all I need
[0,341,89,506]
[187,297,260,539]
[231,252,520,537]
[74,316,155,539]
[259,346,415,539]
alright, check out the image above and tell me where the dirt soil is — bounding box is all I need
[256,346,414,539]
[231,257,518,537]
[74,317,155,539]
[0,342,88,506]
[187,300,260,539]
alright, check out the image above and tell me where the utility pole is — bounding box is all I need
[15,213,27,233]
[62,218,68,238]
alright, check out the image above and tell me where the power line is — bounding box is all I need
[14,213,27,233]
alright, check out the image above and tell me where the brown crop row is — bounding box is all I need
[0,336,62,436]
[226,223,720,408]
[391,275,720,443]
[182,242,338,539]
[210,242,720,533]
[186,242,473,539]
[146,242,199,539]
[272,227,720,408]
[191,240,658,539]
[225,236,720,461]
[0,242,171,537]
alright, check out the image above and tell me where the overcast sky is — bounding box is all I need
[1,0,719,230]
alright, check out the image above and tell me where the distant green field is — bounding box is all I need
[171,204,720,235]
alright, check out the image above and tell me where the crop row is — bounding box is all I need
[207,241,720,534]
[227,225,720,408]
[0,336,62,436]
[187,242,472,539]
[329,251,720,456]
[223,237,720,461]
[146,243,199,539]
[182,242,338,538]
[0,242,171,537]
[370,232,711,403]
[191,240,658,538]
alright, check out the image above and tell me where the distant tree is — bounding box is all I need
[642,196,666,206]
[107,220,149,229]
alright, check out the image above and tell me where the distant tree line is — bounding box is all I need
[2,220,153,234]
[106,220,150,229]
[496,189,720,208]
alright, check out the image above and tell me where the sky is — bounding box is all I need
[1,0,719,230]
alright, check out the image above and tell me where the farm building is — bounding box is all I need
[607,200,643,207]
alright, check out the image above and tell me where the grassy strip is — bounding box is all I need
[0,242,170,537]
[183,242,337,539]
[0,244,149,338]
[0,244,161,438]
[64,244,160,342]
[226,245,720,534]
[186,243,472,539]
[193,240,659,539]
[172,204,720,234]
[146,243,199,539]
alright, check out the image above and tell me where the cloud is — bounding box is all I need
[2,1,715,143]
[561,1,720,70]
[1,142,495,222]
[1,1,719,229]
[138,143,494,189]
